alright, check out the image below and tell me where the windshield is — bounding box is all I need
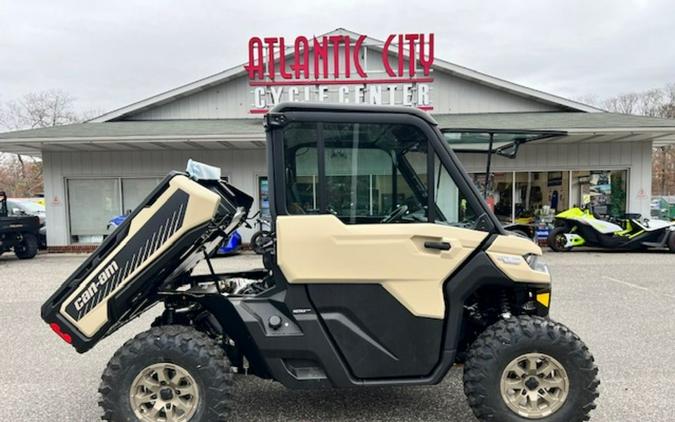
[17,201,45,213]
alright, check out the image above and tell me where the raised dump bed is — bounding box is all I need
[41,169,252,353]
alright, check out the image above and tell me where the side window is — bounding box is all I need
[283,122,319,214]
[282,119,488,229]
[323,122,428,224]
[433,157,483,228]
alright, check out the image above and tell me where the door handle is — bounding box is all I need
[424,241,451,251]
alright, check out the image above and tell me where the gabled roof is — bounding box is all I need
[91,28,600,122]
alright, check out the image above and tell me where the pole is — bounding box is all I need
[484,132,494,198]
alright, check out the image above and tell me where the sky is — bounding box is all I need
[1,0,673,113]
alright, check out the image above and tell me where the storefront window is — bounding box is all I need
[512,171,570,225]
[470,172,513,223]
[122,178,161,214]
[68,178,121,243]
[571,170,627,217]
[68,177,162,243]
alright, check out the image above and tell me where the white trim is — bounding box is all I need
[91,28,599,122]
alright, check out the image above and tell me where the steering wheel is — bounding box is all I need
[381,205,408,223]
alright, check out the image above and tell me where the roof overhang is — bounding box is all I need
[2,112,675,155]
[0,136,268,155]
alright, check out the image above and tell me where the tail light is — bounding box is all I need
[49,322,73,344]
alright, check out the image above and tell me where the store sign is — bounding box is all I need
[245,33,435,113]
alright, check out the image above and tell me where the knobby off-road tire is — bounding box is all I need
[99,325,232,421]
[463,316,599,422]
[547,227,572,252]
[14,233,38,259]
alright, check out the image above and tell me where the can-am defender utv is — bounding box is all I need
[41,104,599,422]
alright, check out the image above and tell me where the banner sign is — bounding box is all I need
[245,33,435,113]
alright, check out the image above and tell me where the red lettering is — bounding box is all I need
[397,34,404,77]
[382,34,396,77]
[245,37,265,80]
[278,37,292,79]
[405,33,419,76]
[329,35,343,78]
[344,36,351,78]
[293,36,309,79]
[419,33,434,76]
[263,37,278,80]
[353,35,367,78]
[313,36,329,79]
[246,33,434,82]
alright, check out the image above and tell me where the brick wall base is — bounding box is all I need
[47,245,98,253]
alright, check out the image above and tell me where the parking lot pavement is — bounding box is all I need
[1,250,674,421]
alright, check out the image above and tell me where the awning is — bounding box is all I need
[435,112,675,147]
[0,119,266,154]
[441,129,566,155]
[1,111,675,156]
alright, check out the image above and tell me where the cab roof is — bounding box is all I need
[269,102,438,126]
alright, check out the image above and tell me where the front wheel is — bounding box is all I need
[463,316,599,422]
[547,227,572,252]
[99,325,232,421]
[14,233,38,259]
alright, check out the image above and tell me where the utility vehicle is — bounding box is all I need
[549,206,675,252]
[41,104,599,422]
[0,191,40,259]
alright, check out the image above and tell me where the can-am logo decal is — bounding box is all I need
[245,33,435,113]
[74,261,119,311]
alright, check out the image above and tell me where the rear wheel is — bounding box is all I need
[463,316,599,422]
[547,227,571,252]
[667,232,675,252]
[14,233,38,259]
[99,325,232,421]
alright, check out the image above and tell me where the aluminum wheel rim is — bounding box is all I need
[129,363,200,422]
[500,353,569,419]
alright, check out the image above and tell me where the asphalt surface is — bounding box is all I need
[1,249,674,421]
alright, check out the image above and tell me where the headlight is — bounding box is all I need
[525,254,549,274]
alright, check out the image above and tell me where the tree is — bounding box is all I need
[0,90,85,197]
[0,90,80,130]
[598,83,675,196]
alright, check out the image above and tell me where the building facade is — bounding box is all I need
[2,28,674,247]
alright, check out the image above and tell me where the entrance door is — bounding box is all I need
[276,119,491,379]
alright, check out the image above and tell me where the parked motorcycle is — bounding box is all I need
[548,206,675,252]
[249,215,273,254]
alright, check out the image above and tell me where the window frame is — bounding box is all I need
[271,111,500,233]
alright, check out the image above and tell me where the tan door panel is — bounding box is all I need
[276,215,488,319]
